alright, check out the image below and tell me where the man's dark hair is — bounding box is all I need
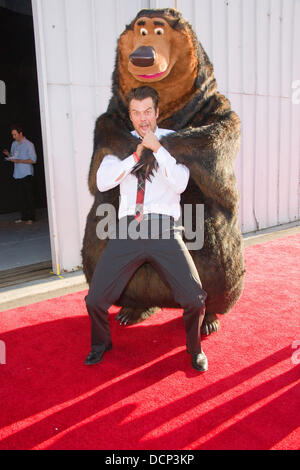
[127,86,159,111]
[10,124,24,134]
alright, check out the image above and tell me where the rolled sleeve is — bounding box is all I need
[10,142,17,157]
[97,154,136,192]
[154,146,190,194]
[28,143,37,163]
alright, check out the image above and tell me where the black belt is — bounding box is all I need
[120,213,174,222]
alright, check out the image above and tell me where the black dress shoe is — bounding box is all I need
[187,347,208,372]
[191,352,208,372]
[84,343,112,365]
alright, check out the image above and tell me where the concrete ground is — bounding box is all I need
[0,209,51,271]
[0,221,299,313]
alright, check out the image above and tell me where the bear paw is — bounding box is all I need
[116,306,161,326]
[201,313,220,336]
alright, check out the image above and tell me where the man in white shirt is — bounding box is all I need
[85,86,208,372]
[3,125,37,224]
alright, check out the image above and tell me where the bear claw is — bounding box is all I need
[201,319,220,336]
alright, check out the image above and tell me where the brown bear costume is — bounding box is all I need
[82,8,245,335]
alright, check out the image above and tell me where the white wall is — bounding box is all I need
[32,0,152,272]
[153,0,300,233]
[32,0,300,272]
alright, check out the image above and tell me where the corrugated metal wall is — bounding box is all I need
[32,0,300,272]
[155,0,300,233]
[32,0,151,272]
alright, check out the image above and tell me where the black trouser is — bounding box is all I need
[15,175,35,221]
[85,215,207,354]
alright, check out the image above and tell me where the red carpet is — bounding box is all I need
[0,233,299,450]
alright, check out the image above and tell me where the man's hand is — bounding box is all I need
[142,131,161,153]
[2,149,10,158]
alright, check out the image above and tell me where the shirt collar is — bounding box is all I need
[17,137,27,145]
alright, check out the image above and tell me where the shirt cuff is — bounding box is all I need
[121,154,136,173]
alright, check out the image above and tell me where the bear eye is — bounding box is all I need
[140,28,148,36]
[154,28,164,35]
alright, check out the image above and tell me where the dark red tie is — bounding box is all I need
[134,171,146,222]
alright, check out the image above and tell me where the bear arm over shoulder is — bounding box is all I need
[159,113,241,212]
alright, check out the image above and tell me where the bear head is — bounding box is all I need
[112,8,217,122]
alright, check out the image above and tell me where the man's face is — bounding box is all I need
[129,97,159,138]
[11,130,22,142]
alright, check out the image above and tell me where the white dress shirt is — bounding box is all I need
[96,128,190,221]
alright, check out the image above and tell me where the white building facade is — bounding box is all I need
[31,0,300,273]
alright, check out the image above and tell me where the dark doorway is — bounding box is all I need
[0,0,52,287]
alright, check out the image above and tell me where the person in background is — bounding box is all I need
[3,124,37,225]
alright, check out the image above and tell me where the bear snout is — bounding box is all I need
[130,46,156,67]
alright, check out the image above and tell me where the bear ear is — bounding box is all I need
[171,17,182,29]
[165,7,182,19]
[163,9,184,30]
[125,20,135,32]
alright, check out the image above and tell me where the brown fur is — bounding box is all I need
[82,8,245,326]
